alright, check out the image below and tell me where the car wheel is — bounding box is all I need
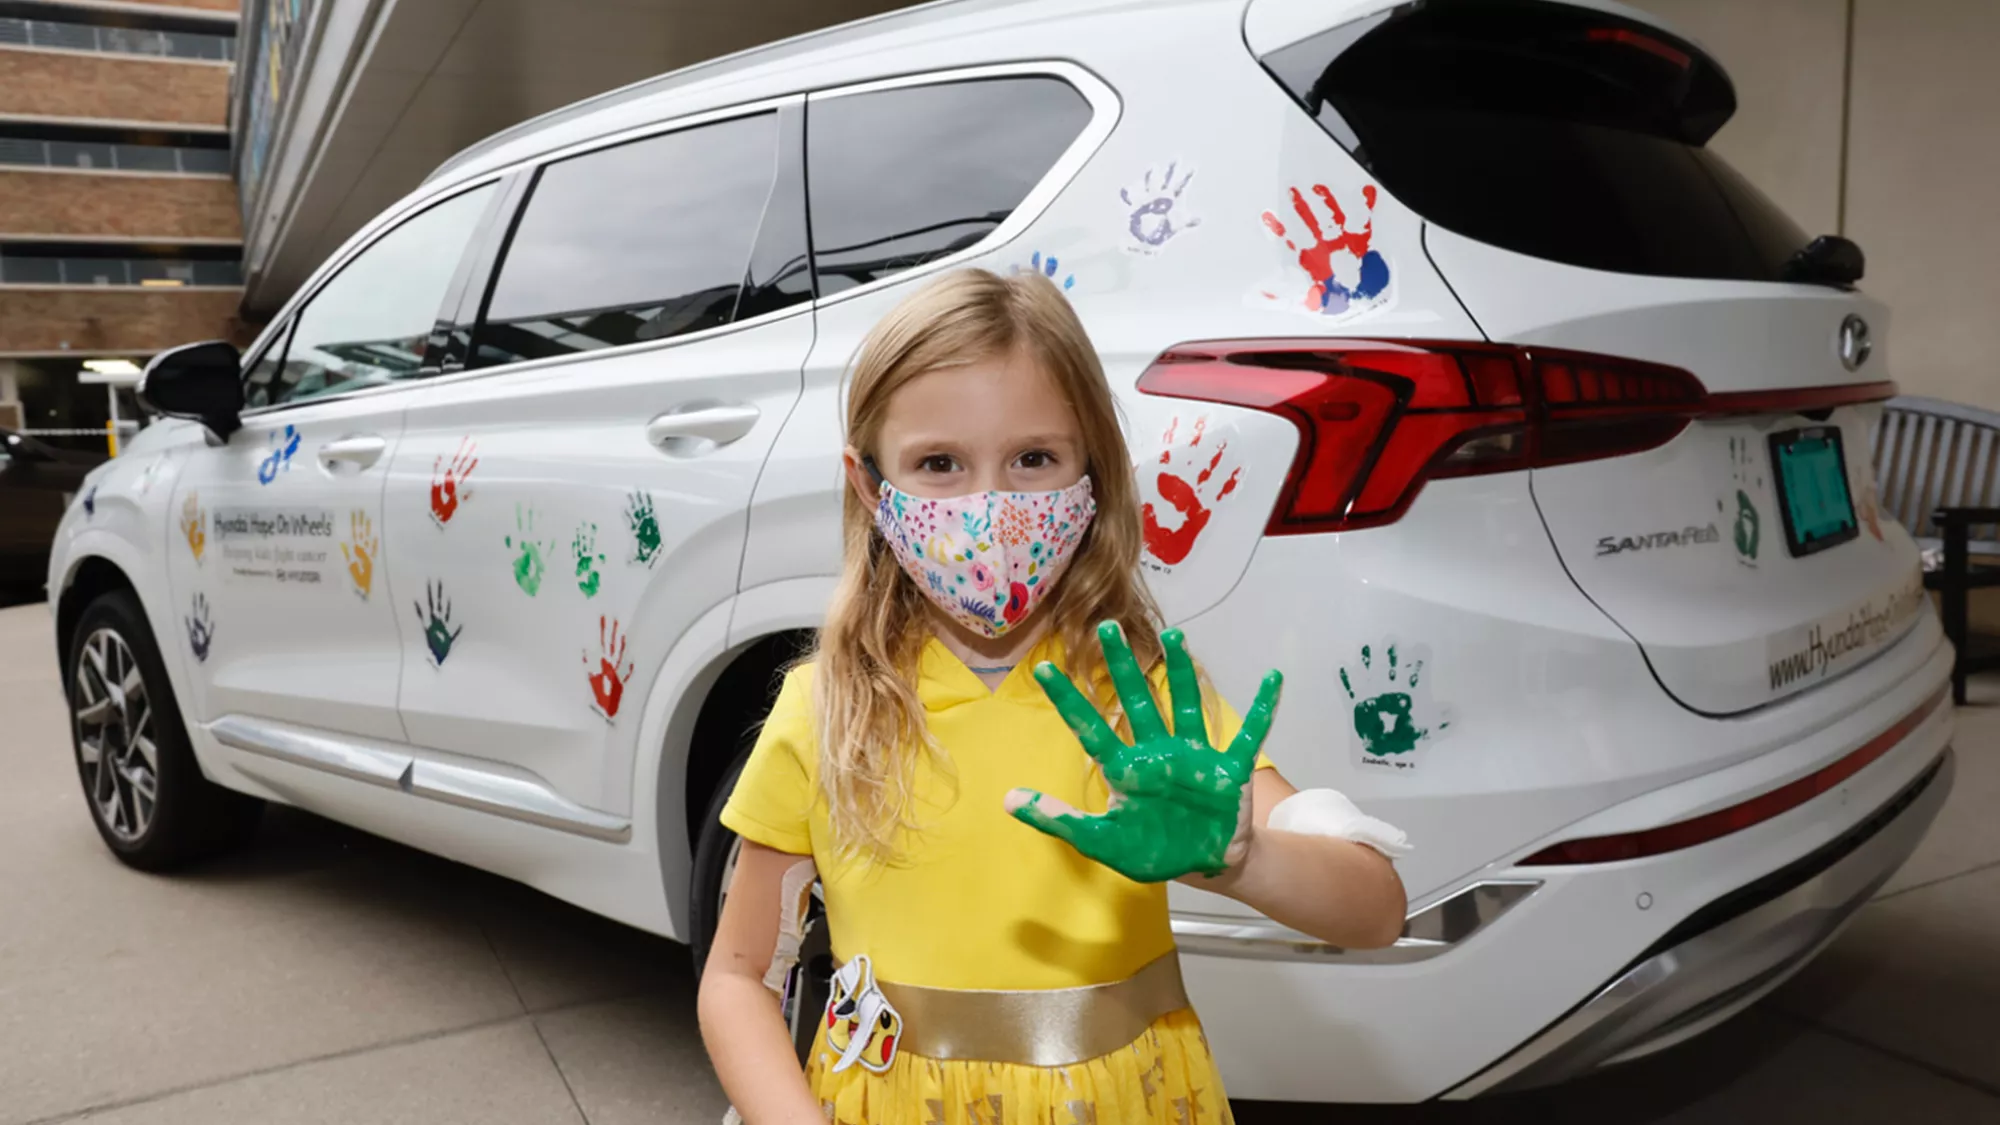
[690,751,829,1065]
[67,589,261,870]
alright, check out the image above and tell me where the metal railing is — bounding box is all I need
[0,17,233,61]
[0,136,230,175]
[0,256,243,286]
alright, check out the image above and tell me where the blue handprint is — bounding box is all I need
[1015,250,1074,291]
[258,425,300,485]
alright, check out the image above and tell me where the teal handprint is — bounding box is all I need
[413,579,463,667]
[1340,642,1449,761]
[625,490,662,567]
[1007,622,1282,882]
[572,521,606,598]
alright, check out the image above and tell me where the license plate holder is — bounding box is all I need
[1768,426,1860,558]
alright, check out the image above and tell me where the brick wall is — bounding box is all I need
[0,171,242,241]
[0,49,230,127]
[0,289,246,354]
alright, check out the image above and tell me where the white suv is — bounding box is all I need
[48,0,1953,1104]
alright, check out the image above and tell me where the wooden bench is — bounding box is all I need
[1872,395,2000,702]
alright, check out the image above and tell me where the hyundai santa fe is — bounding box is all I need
[46,0,1953,1103]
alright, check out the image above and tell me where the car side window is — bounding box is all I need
[246,183,497,409]
[806,77,1092,295]
[239,320,294,401]
[470,110,800,368]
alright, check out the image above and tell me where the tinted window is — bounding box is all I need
[248,184,495,408]
[1261,0,1811,282]
[807,78,1091,295]
[473,111,798,367]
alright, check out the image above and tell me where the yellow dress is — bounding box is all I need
[722,635,1268,1125]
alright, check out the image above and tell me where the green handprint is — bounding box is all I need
[505,503,551,596]
[573,521,605,598]
[1008,621,1282,882]
[1339,642,1449,760]
[626,490,662,566]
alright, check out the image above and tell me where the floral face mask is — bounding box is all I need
[869,462,1097,639]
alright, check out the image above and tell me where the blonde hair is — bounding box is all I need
[811,268,1164,862]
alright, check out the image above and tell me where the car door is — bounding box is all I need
[164,180,504,742]
[380,100,812,820]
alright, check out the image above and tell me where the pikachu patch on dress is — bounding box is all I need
[824,954,902,1073]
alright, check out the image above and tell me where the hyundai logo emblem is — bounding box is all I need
[1839,314,1872,372]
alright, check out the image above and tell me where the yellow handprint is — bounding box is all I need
[341,509,379,599]
[180,492,205,563]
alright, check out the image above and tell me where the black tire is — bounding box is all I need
[66,589,261,870]
[689,750,829,1064]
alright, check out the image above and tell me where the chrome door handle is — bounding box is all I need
[318,435,388,471]
[646,404,760,453]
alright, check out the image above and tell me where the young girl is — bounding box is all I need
[698,269,1410,1125]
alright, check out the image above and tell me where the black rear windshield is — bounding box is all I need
[1260,0,1812,282]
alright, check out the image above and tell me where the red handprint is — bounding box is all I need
[1260,183,1391,315]
[584,615,636,721]
[429,437,479,527]
[1142,416,1242,567]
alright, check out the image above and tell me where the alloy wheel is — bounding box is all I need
[72,628,159,842]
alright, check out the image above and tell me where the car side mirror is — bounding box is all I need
[138,340,244,442]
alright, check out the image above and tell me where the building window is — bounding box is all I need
[0,17,234,61]
[0,136,231,175]
[0,251,242,287]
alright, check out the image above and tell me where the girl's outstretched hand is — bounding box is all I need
[1006,620,1282,882]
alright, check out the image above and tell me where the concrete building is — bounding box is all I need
[0,0,246,450]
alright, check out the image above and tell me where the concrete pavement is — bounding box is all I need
[4,600,1998,1123]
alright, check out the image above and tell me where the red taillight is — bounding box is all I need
[1518,687,1947,866]
[1136,340,1716,534]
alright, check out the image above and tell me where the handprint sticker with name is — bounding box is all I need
[625,491,662,568]
[1011,250,1074,292]
[413,579,463,668]
[506,503,554,596]
[1120,162,1200,256]
[180,492,206,564]
[429,437,479,528]
[1725,436,1764,568]
[1340,641,1451,771]
[258,425,300,485]
[185,593,215,664]
[584,615,636,722]
[1257,182,1391,318]
[1140,415,1241,571]
[573,521,606,598]
[340,509,378,600]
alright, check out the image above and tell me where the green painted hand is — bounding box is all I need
[1006,621,1281,882]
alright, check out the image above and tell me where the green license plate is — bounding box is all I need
[1768,426,1859,557]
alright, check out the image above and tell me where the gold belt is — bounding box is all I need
[861,952,1191,1068]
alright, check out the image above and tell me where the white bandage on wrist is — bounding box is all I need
[762,858,820,994]
[1268,788,1413,859]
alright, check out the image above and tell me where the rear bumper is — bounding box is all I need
[1446,746,1954,1097]
[1177,639,1953,1103]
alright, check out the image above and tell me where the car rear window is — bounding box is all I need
[1259,0,1812,282]
[472,110,803,368]
[806,77,1091,295]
